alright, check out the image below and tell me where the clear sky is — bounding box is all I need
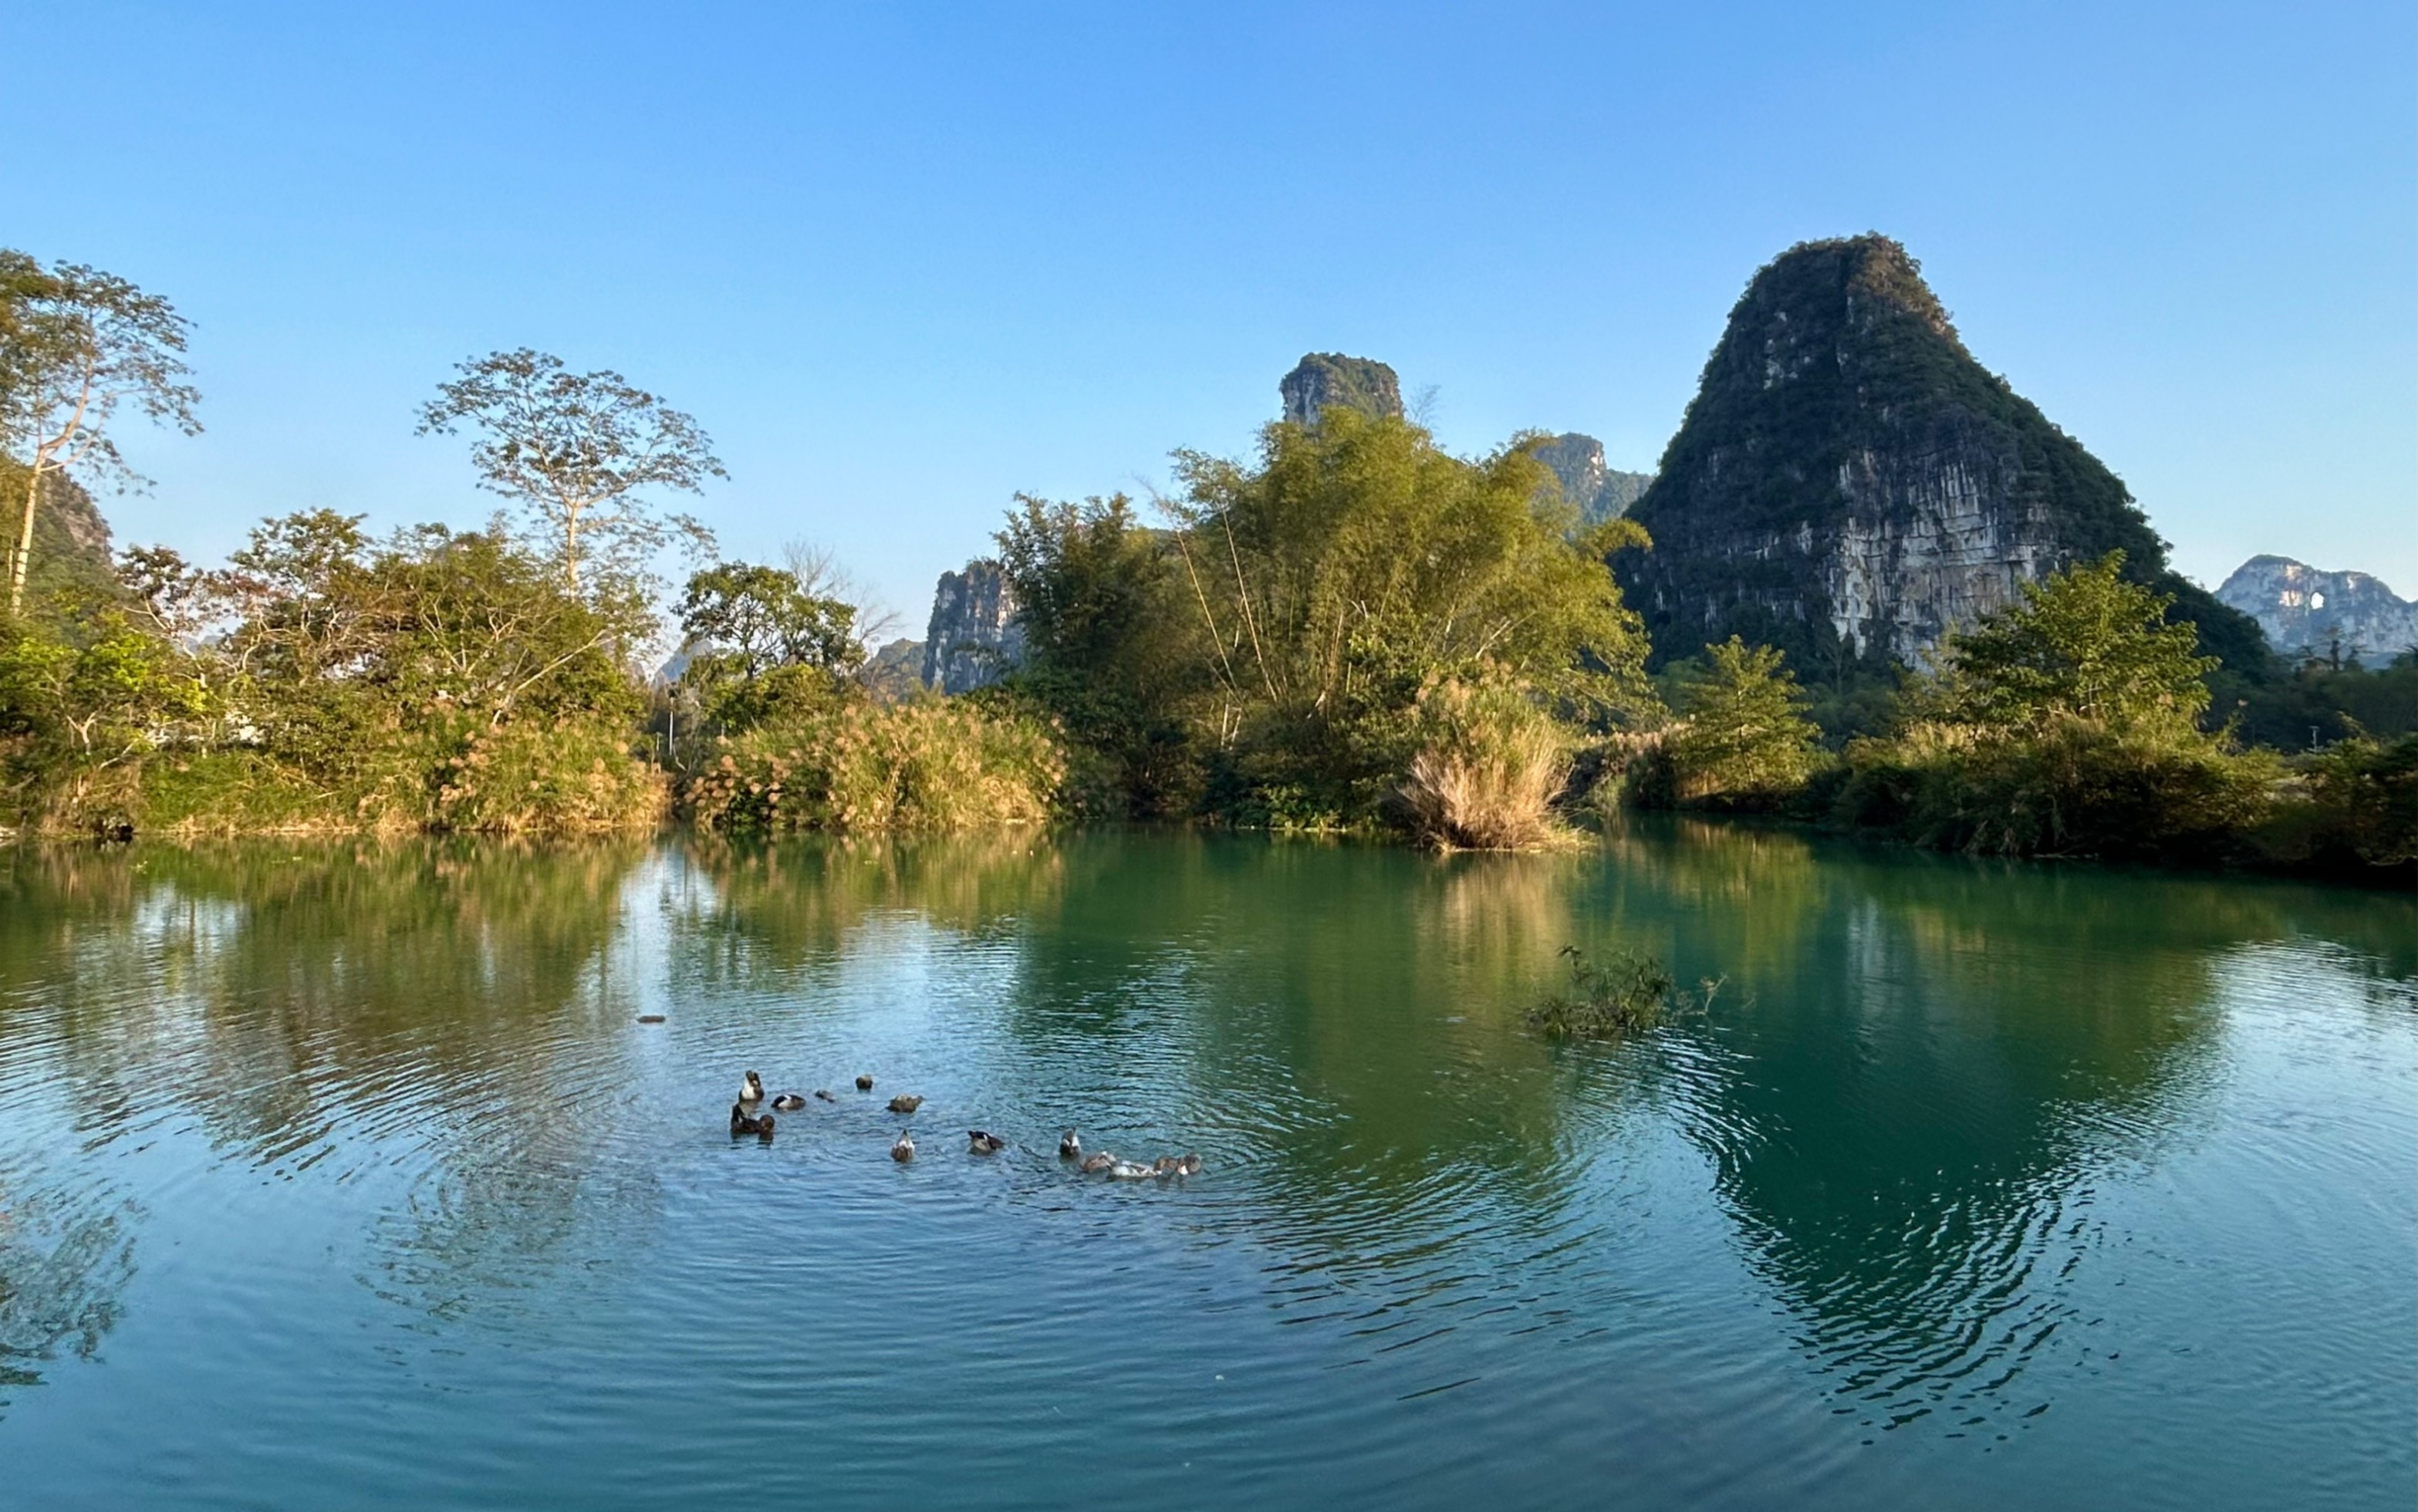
[6,1,2412,635]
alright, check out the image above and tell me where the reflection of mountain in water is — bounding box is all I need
[1606,823,2389,1435]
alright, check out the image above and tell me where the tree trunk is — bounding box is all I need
[8,464,40,616]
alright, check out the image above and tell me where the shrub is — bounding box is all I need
[1528,947,1675,1038]
[1838,715,2278,862]
[2257,731,2418,879]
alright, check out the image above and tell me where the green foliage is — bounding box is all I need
[1836,717,2280,863]
[1528,947,1675,1038]
[680,696,1069,833]
[674,559,864,733]
[1832,552,2284,862]
[419,714,666,835]
[1923,553,2214,731]
[4,513,663,835]
[1646,636,1823,808]
[995,492,1207,815]
[2234,653,2418,749]
[2258,731,2418,877]
[1001,411,1660,830]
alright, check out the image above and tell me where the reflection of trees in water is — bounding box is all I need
[0,840,664,1324]
[0,1188,137,1404]
[1001,838,1650,1277]
[670,830,1066,980]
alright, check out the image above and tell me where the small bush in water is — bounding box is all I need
[1528,947,1675,1038]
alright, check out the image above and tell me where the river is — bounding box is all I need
[0,824,2410,1508]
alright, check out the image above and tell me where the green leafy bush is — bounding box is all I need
[1528,947,1675,1038]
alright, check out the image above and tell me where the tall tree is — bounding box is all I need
[0,251,201,615]
[416,349,724,594]
[1925,551,2216,733]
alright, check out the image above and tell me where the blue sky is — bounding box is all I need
[6,2,2412,633]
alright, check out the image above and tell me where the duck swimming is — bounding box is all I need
[886,1094,924,1115]
[1104,1159,1157,1180]
[1059,1130,1082,1159]
[891,1131,916,1162]
[813,1088,836,1102]
[1175,1153,1204,1176]
[1079,1152,1116,1174]
[856,1073,875,1092]
[738,1071,766,1104]
[729,1102,775,1139]
[772,1093,807,1112]
[967,1130,1007,1154]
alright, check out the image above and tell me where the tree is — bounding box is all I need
[1665,636,1821,803]
[1926,552,2215,732]
[416,349,723,594]
[0,251,201,615]
[677,561,863,677]
[674,560,864,732]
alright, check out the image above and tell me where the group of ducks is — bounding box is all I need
[728,1069,1205,1180]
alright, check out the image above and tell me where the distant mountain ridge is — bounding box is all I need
[2216,555,2418,660]
[1529,433,1652,524]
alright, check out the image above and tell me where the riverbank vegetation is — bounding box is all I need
[2,248,2406,878]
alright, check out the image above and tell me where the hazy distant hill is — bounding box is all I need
[2217,555,2418,660]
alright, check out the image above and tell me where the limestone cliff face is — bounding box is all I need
[920,560,1025,694]
[1529,433,1653,524]
[2216,555,2418,658]
[1616,235,2246,668]
[1279,353,1403,427]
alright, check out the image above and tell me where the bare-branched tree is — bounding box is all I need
[0,251,202,615]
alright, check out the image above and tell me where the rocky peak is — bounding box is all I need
[1279,353,1403,428]
[2215,555,2418,660]
[1617,233,2260,671]
[1528,433,1653,524]
[920,559,1025,694]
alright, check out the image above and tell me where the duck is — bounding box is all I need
[886,1094,924,1115]
[738,1071,766,1105]
[813,1088,836,1102]
[730,1102,775,1138]
[890,1131,916,1162]
[772,1093,807,1112]
[1059,1130,1082,1159]
[1151,1156,1179,1178]
[855,1073,875,1092]
[967,1130,1007,1154]
[1174,1153,1204,1176]
[1079,1152,1116,1174]
[1105,1159,1157,1180]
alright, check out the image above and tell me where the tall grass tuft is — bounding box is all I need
[1397,681,1575,851]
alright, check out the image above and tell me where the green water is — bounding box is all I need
[0,824,2410,1509]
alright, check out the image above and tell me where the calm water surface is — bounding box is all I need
[1,825,2411,1509]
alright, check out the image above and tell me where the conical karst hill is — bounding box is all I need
[1616,234,2262,673]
